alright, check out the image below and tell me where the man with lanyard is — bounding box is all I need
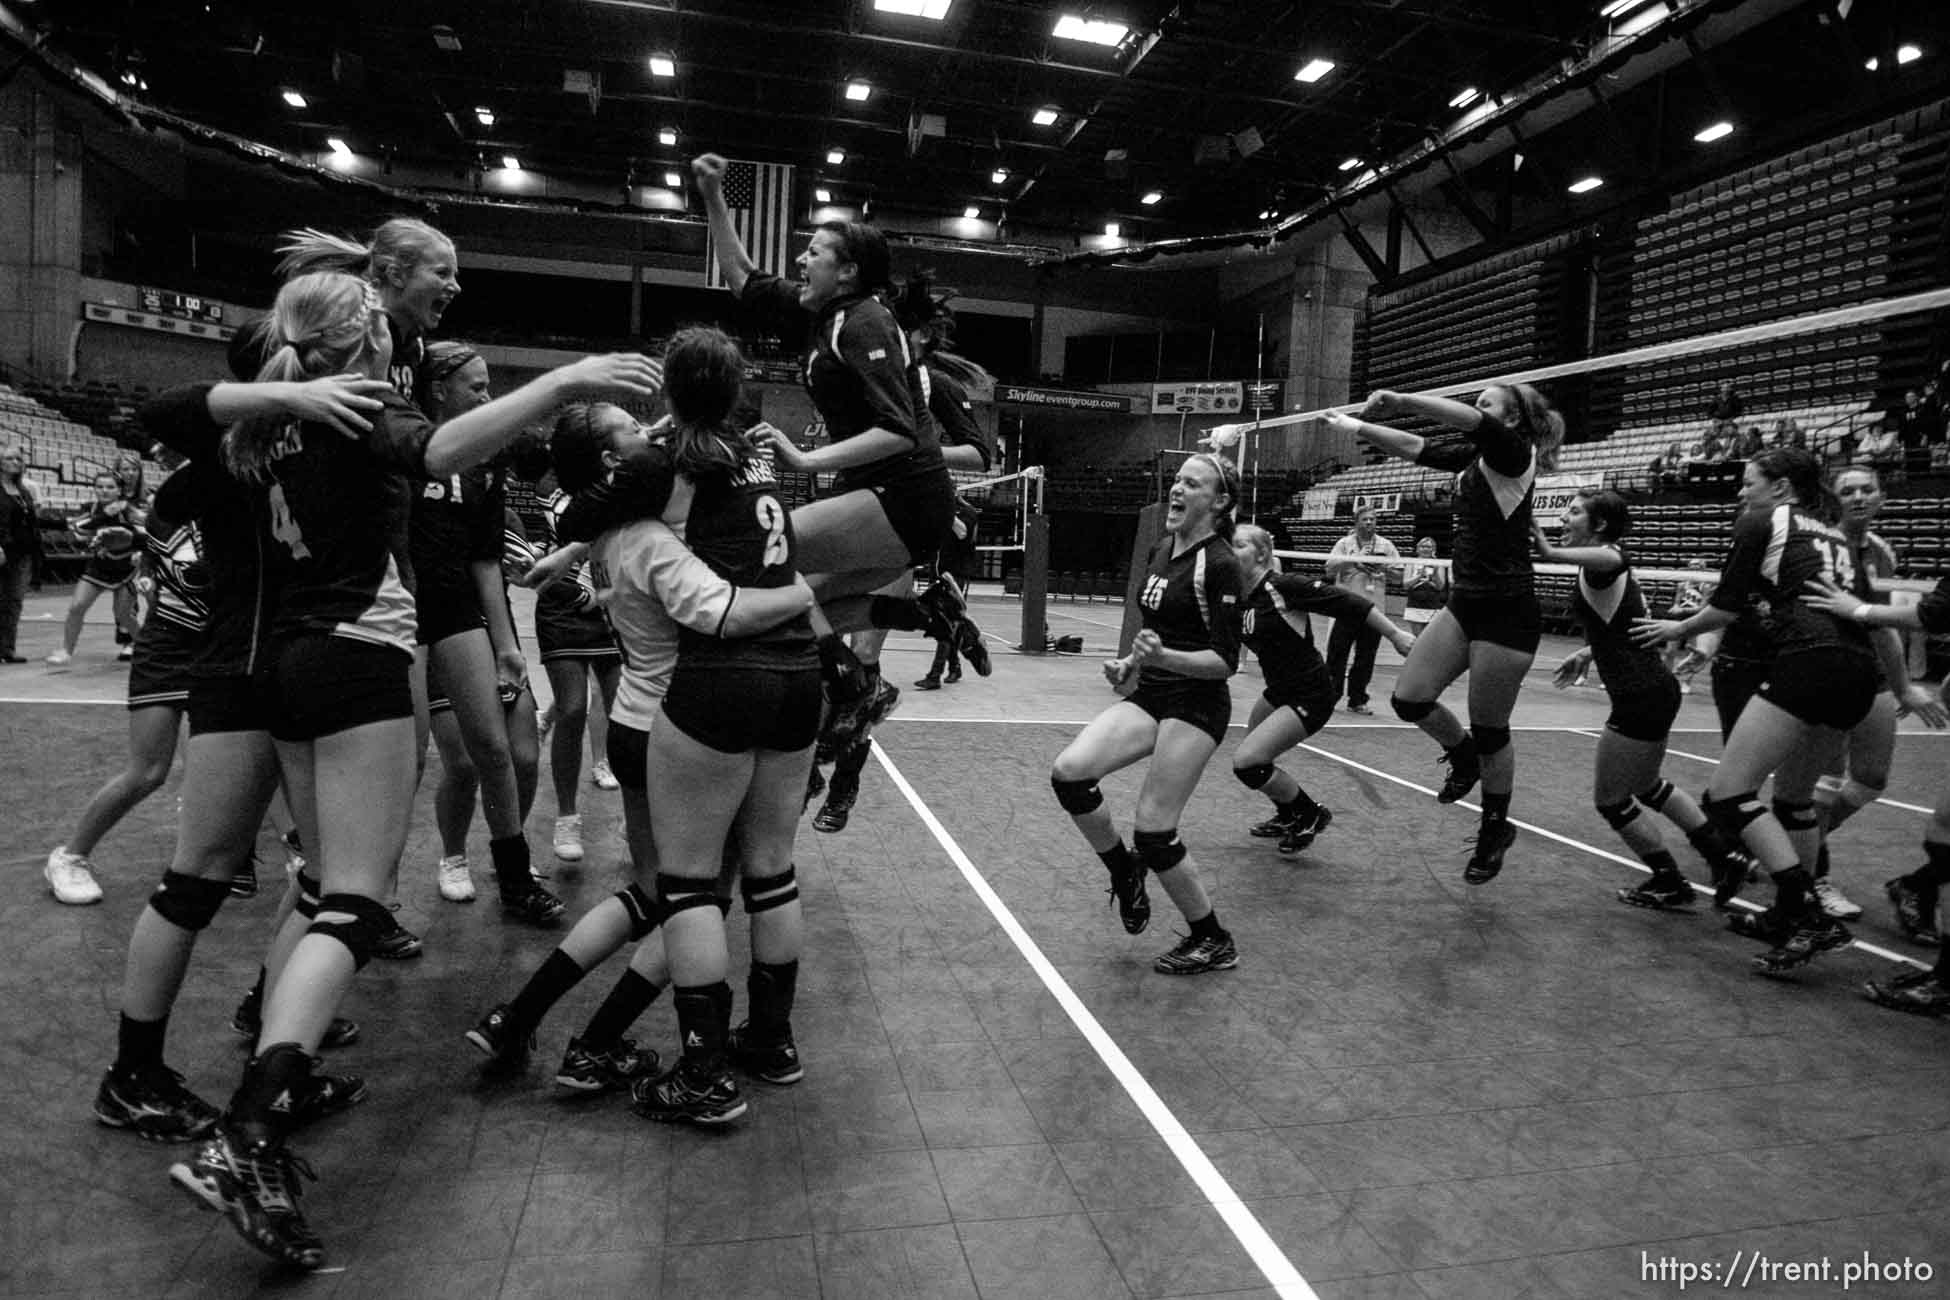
[1323,505,1399,716]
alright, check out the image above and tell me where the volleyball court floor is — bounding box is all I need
[4,587,1949,1299]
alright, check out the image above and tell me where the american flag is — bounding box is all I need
[706,160,797,290]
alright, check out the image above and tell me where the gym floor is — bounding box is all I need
[3,585,1947,1299]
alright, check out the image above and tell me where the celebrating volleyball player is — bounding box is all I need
[1324,384,1564,884]
[1633,449,1879,976]
[166,270,660,1269]
[44,472,141,667]
[1803,573,1950,1012]
[409,342,542,905]
[1050,453,1244,975]
[1533,491,1755,907]
[620,326,820,1124]
[93,368,383,1145]
[1228,522,1416,856]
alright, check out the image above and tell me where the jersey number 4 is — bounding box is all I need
[268,484,312,560]
[756,495,789,568]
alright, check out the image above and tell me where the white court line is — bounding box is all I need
[871,744,1320,1300]
[0,695,122,706]
[1296,738,1928,969]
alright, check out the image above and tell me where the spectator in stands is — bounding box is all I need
[1895,387,1942,470]
[46,472,142,667]
[0,444,42,662]
[1323,506,1398,715]
[1707,380,1743,442]
[1688,428,1727,464]
[1401,537,1448,635]
[1728,425,1763,460]
[1649,440,1687,488]
[1768,418,1806,451]
[1856,411,1902,470]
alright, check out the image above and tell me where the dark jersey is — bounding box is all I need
[1848,529,1898,605]
[740,272,945,493]
[927,367,993,471]
[139,491,210,635]
[138,383,286,678]
[1570,557,1671,700]
[410,464,506,609]
[1238,571,1371,703]
[1135,533,1242,687]
[1415,412,1536,598]
[259,388,435,652]
[1709,503,1873,660]
[73,500,139,580]
[662,447,813,666]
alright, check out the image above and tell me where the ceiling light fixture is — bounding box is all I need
[1139,190,1161,205]
[815,187,833,203]
[658,127,678,146]
[874,0,952,17]
[845,81,872,101]
[502,155,522,171]
[664,171,680,187]
[1600,0,1654,16]
[1897,43,1923,64]
[1053,15,1129,46]
[1103,221,1120,238]
[282,90,307,109]
[1568,175,1603,193]
[1338,156,1361,171]
[1031,106,1059,126]
[827,148,846,165]
[327,137,352,155]
[1693,120,1734,143]
[1449,87,1479,108]
[1294,58,1335,83]
[475,107,494,126]
[990,168,1008,184]
[648,54,676,77]
[963,206,980,219]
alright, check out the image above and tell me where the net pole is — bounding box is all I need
[1020,512,1050,655]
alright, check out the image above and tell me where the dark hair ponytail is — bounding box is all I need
[1576,488,1633,542]
[662,326,747,479]
[817,220,892,296]
[1749,447,1835,522]
[549,403,612,494]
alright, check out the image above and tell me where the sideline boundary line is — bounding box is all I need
[1295,738,1927,970]
[871,743,1320,1300]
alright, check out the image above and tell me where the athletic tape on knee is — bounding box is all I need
[148,870,230,932]
[305,893,396,970]
[1595,798,1642,832]
[1050,775,1104,815]
[1390,695,1436,724]
[1771,797,1819,833]
[1469,723,1512,757]
[1132,827,1187,874]
[655,872,720,917]
[1233,763,1277,791]
[1703,790,1768,835]
[1637,779,1676,813]
[614,883,660,940]
[740,865,800,914]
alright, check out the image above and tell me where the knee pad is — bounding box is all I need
[1391,695,1436,724]
[1837,778,1883,815]
[614,883,660,940]
[148,870,230,933]
[1636,779,1676,813]
[293,870,322,920]
[1051,775,1104,815]
[1771,797,1819,834]
[655,872,720,918]
[1233,763,1276,791]
[305,893,396,971]
[1469,723,1512,757]
[1595,798,1642,832]
[1132,828,1187,875]
[1703,790,1768,836]
[741,865,800,915]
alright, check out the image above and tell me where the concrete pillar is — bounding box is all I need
[0,82,85,378]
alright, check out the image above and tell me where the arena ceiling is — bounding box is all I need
[10,0,1950,252]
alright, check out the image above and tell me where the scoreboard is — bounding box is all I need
[137,288,225,325]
